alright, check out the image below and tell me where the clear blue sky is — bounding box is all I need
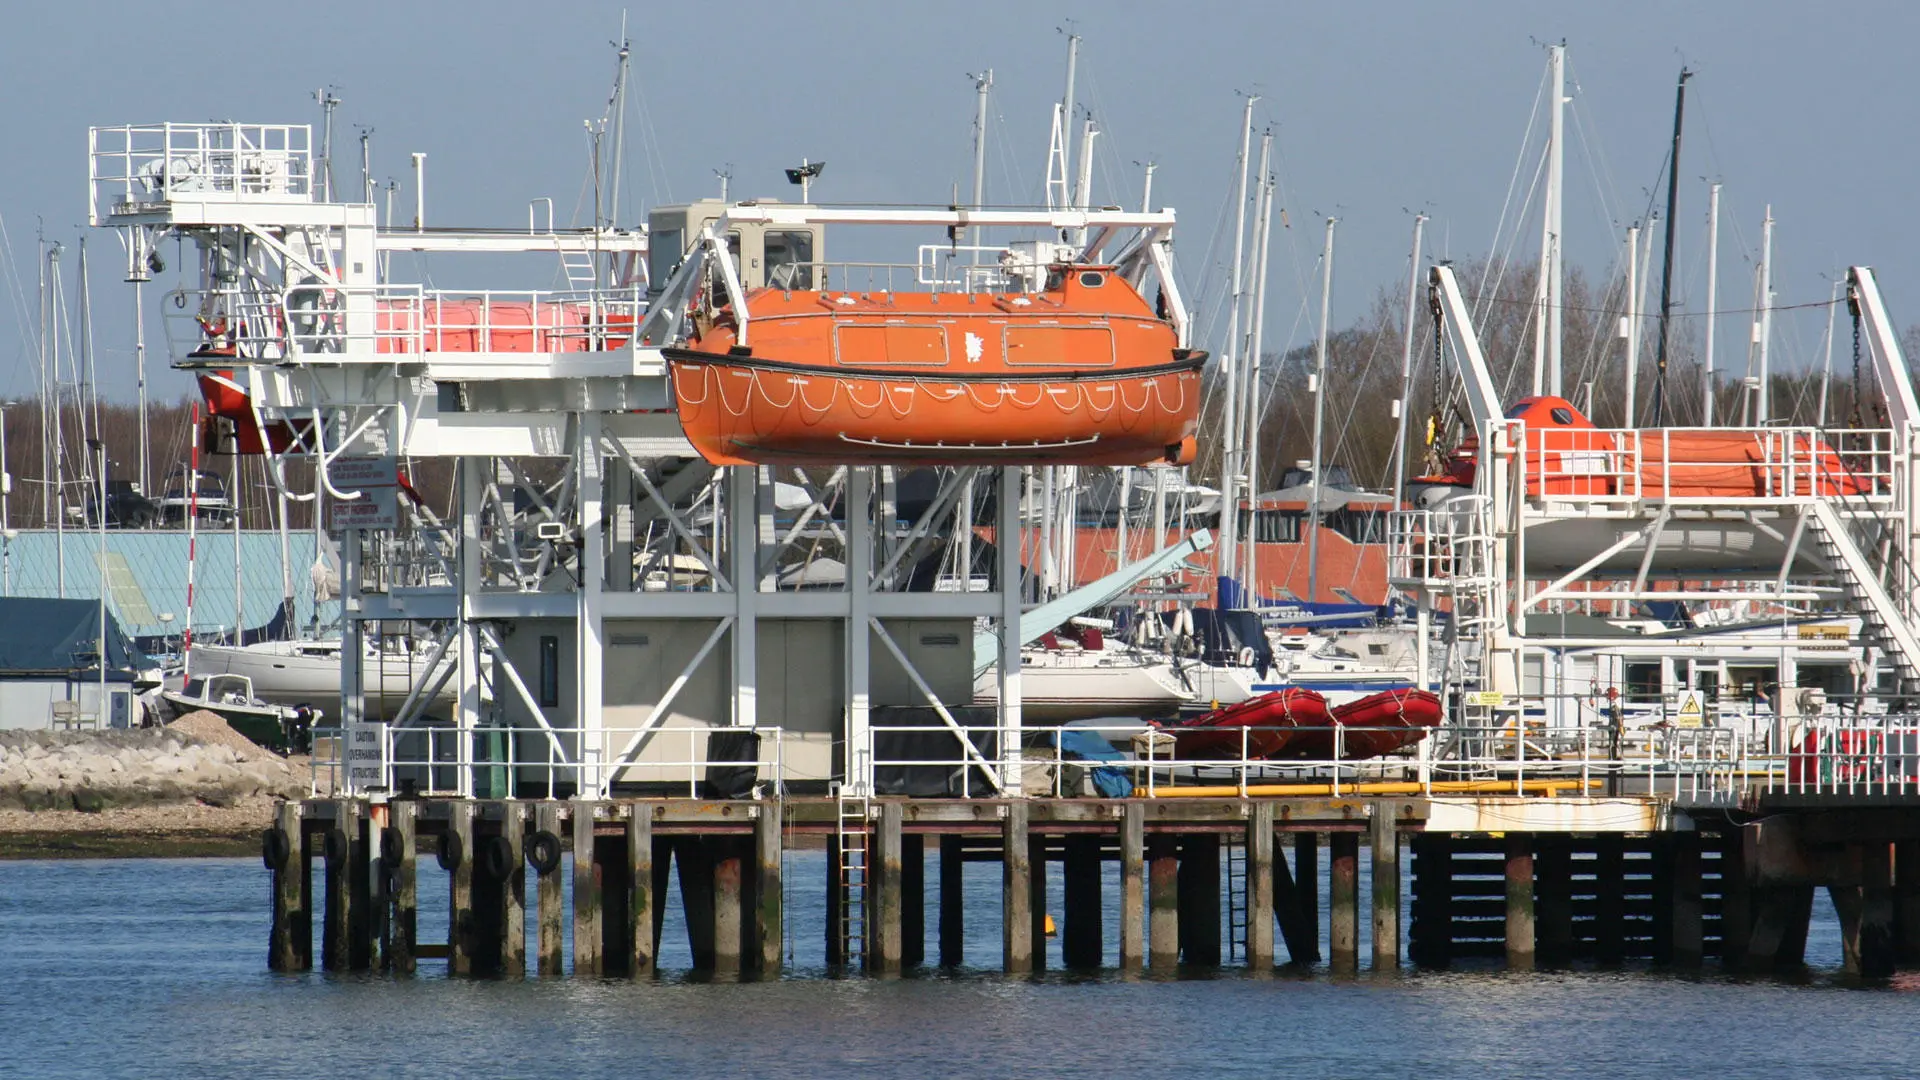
[2,0,1915,402]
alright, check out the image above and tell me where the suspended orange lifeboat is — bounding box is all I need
[1422,396,1874,499]
[663,266,1206,467]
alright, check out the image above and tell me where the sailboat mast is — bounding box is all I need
[1624,225,1642,426]
[1390,213,1428,506]
[969,69,992,246]
[1754,207,1775,422]
[1215,95,1257,606]
[1305,216,1337,604]
[1651,68,1693,426]
[1701,182,1721,426]
[1536,42,1566,397]
[1240,138,1275,598]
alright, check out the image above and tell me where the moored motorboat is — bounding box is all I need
[160,672,315,753]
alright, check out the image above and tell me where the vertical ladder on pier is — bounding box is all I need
[833,783,871,967]
[557,239,599,293]
[1225,838,1248,962]
[1806,501,1920,695]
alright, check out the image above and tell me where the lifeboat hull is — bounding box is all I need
[1282,687,1442,760]
[667,349,1204,467]
[1169,687,1329,760]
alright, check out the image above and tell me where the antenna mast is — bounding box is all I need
[1650,67,1693,426]
[314,87,342,203]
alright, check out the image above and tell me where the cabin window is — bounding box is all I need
[1550,407,1573,424]
[764,230,815,289]
[538,636,560,708]
[1078,270,1106,288]
[647,227,683,291]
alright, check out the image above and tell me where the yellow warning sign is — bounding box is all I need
[1674,690,1705,729]
[1466,691,1506,708]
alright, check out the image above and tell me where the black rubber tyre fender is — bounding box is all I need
[322,826,348,864]
[379,826,404,864]
[526,829,564,876]
[260,825,292,871]
[478,834,514,883]
[437,829,464,872]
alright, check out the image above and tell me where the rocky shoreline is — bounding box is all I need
[0,717,310,859]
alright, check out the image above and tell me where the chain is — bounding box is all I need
[1424,291,1448,473]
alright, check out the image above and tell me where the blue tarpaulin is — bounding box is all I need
[1051,727,1133,797]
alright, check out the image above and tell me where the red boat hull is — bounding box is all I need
[1170,688,1329,760]
[1282,688,1443,760]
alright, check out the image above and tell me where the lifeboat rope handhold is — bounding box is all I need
[662,347,1205,385]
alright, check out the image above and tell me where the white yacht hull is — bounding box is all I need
[189,642,456,716]
[975,652,1194,722]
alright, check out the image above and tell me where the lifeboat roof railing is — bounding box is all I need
[1505,424,1897,511]
[634,204,1187,352]
[90,123,314,225]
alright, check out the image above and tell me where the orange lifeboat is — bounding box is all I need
[1424,396,1873,499]
[664,266,1206,467]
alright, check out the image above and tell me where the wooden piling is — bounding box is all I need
[1246,803,1275,970]
[1897,840,1920,967]
[500,802,526,977]
[1295,832,1320,950]
[629,808,656,976]
[348,801,374,970]
[448,801,474,976]
[1148,834,1180,971]
[939,834,964,967]
[1003,803,1032,974]
[1669,833,1704,968]
[1329,831,1359,973]
[1120,803,1145,971]
[1063,835,1103,969]
[1178,834,1222,967]
[1533,835,1573,968]
[753,803,781,976]
[1371,807,1399,971]
[323,799,351,972]
[677,839,718,969]
[713,837,744,976]
[269,801,308,972]
[535,803,564,977]
[388,800,417,974]
[572,802,603,975]
[1407,834,1450,969]
[1273,833,1317,965]
[1747,884,1814,971]
[1027,829,1048,972]
[825,835,845,968]
[902,832,925,969]
[872,802,903,976]
[1505,833,1535,971]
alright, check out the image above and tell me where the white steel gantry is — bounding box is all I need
[90,121,1193,800]
[1393,264,1920,742]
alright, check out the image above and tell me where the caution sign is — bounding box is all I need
[1674,690,1705,729]
[1466,691,1506,708]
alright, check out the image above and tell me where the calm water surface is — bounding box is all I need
[1,853,1913,1079]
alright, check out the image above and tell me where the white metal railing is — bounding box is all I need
[89,123,313,223]
[1388,498,1493,585]
[311,724,788,799]
[1512,425,1896,508]
[1764,723,1920,797]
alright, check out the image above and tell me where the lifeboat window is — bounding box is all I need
[764,230,816,289]
[1003,324,1116,367]
[1078,270,1106,288]
[1550,407,1573,424]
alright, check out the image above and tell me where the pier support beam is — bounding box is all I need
[872,802,903,976]
[678,839,717,969]
[1592,834,1626,966]
[269,801,309,972]
[1897,840,1920,968]
[1371,808,1400,971]
[388,800,417,975]
[629,808,656,977]
[1669,833,1704,968]
[1329,831,1359,973]
[1246,803,1275,970]
[1177,834,1221,967]
[1028,830,1048,971]
[1719,830,1751,968]
[939,834,964,967]
[1148,834,1179,971]
[1836,842,1896,978]
[1407,834,1450,969]
[573,802,603,975]
[323,799,353,972]
[1063,835,1103,969]
[449,801,474,976]
[1120,803,1145,971]
[1505,833,1535,971]
[1746,885,1814,972]
[713,837,744,976]
[535,803,564,976]
[1533,835,1573,967]
[754,804,781,976]
[1273,832,1317,965]
[499,802,526,977]
[902,832,925,969]
[1003,803,1032,974]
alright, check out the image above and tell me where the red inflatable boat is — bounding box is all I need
[1169,688,1330,760]
[1283,688,1443,760]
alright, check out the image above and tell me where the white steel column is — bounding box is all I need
[730,465,759,729]
[577,415,606,793]
[457,458,484,798]
[996,466,1024,795]
[340,525,366,727]
[845,466,873,793]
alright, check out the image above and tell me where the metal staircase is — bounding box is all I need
[832,782,870,968]
[1806,501,1920,696]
